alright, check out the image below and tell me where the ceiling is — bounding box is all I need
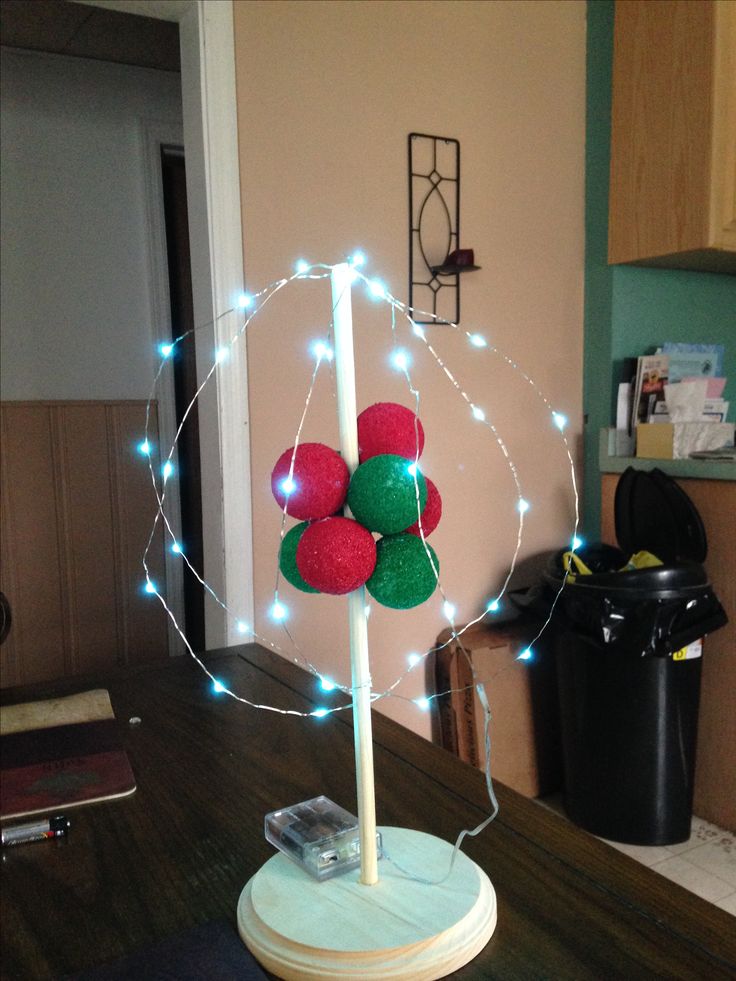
[0,0,180,72]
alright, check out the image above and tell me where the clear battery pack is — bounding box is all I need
[264,795,383,881]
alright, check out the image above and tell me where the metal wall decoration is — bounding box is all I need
[409,133,477,325]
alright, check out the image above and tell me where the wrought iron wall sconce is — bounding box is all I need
[408,132,479,325]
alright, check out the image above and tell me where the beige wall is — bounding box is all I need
[233,0,586,738]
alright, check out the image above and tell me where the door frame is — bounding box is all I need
[141,118,187,656]
[78,0,254,649]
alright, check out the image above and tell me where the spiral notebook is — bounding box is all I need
[0,689,136,820]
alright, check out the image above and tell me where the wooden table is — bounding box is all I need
[2,645,735,979]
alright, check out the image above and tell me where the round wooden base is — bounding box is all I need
[237,827,496,980]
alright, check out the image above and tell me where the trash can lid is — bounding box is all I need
[544,546,709,595]
[614,467,707,565]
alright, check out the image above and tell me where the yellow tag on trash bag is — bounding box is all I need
[560,549,663,582]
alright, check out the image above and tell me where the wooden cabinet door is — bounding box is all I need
[609,0,736,272]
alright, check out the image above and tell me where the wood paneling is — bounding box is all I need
[110,402,172,667]
[0,405,66,683]
[601,472,735,831]
[0,401,168,687]
[681,479,736,833]
[57,405,120,675]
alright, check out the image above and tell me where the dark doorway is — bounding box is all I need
[160,146,205,652]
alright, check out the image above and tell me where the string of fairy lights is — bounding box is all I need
[140,254,580,728]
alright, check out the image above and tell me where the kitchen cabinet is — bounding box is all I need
[608,0,736,273]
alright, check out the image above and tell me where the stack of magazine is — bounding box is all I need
[625,343,729,434]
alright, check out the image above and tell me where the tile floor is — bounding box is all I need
[537,796,736,914]
[603,816,736,913]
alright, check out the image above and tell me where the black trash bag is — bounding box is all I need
[523,468,729,845]
[543,542,727,659]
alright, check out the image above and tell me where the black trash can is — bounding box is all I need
[549,468,728,845]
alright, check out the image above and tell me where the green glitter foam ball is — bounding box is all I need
[347,454,427,535]
[366,533,439,609]
[278,522,320,593]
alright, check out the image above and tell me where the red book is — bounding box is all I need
[1,689,136,820]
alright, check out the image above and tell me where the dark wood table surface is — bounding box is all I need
[2,644,735,980]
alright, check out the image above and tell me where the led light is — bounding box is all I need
[216,347,229,363]
[271,601,288,621]
[572,535,583,551]
[135,256,583,729]
[312,340,334,361]
[390,349,410,371]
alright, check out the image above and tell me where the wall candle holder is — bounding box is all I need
[409,133,479,325]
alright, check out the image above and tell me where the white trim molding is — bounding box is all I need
[180,0,254,648]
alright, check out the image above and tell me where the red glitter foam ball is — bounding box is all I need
[357,402,425,463]
[405,477,442,537]
[271,443,349,520]
[296,517,377,595]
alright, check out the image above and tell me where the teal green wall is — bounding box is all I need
[611,268,735,384]
[583,0,615,541]
[583,0,736,540]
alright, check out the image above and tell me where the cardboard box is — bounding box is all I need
[636,422,735,460]
[435,622,561,797]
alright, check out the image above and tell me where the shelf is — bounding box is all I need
[599,430,736,482]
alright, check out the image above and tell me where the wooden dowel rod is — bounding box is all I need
[330,262,378,886]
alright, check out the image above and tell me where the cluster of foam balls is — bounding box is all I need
[271,402,442,610]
